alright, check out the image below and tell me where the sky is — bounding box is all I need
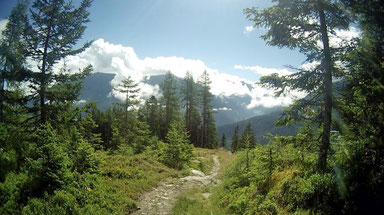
[0,0,357,108]
[0,0,306,82]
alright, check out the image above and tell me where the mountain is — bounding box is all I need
[80,73,286,126]
[79,73,119,110]
[217,111,299,146]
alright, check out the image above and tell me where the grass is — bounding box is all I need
[97,147,234,214]
[171,188,212,215]
[171,148,235,215]
[97,150,187,213]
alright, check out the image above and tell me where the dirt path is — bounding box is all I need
[131,155,220,215]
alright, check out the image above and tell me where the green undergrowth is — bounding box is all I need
[98,149,188,213]
[213,132,343,215]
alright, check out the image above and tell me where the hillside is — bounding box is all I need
[217,111,299,145]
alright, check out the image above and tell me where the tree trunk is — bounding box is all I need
[317,1,333,172]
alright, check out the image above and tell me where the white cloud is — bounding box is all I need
[243,25,255,36]
[75,99,87,105]
[244,25,254,32]
[0,19,9,39]
[61,38,299,108]
[218,107,232,111]
[300,61,320,71]
[330,27,360,48]
[234,64,293,76]
[315,26,360,49]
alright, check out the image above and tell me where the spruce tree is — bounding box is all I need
[141,95,161,136]
[231,125,240,152]
[159,72,179,139]
[182,72,201,146]
[0,0,29,123]
[240,122,256,150]
[199,71,217,148]
[25,0,93,124]
[221,133,226,148]
[245,0,350,171]
[45,63,93,128]
[114,75,139,120]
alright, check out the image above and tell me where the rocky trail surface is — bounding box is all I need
[131,155,221,215]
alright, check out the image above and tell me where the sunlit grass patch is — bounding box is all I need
[98,150,185,213]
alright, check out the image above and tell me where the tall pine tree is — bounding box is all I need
[199,71,217,148]
[245,0,350,171]
[0,0,29,123]
[182,72,201,146]
[140,95,161,137]
[25,0,93,124]
[159,72,180,139]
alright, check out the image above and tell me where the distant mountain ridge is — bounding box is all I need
[217,111,298,146]
[80,73,286,126]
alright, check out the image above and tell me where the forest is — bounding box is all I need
[0,0,383,214]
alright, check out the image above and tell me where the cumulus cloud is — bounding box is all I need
[234,64,293,76]
[61,38,298,108]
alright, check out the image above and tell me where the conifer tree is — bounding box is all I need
[162,121,193,170]
[240,122,256,150]
[140,95,161,136]
[182,72,201,146]
[159,72,179,139]
[25,0,93,124]
[245,0,350,171]
[221,133,226,148]
[231,125,240,152]
[0,0,29,123]
[114,75,139,120]
[199,71,217,148]
[45,63,93,128]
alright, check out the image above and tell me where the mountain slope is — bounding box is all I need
[217,111,299,146]
[80,73,119,110]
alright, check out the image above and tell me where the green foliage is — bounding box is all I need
[216,128,345,214]
[139,95,161,137]
[25,124,71,195]
[245,0,352,171]
[24,0,93,124]
[199,71,218,148]
[160,72,180,139]
[113,75,139,116]
[231,125,240,152]
[220,132,226,148]
[239,122,257,150]
[182,72,202,147]
[171,190,211,215]
[162,122,193,170]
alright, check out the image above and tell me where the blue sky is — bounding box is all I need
[0,0,305,82]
